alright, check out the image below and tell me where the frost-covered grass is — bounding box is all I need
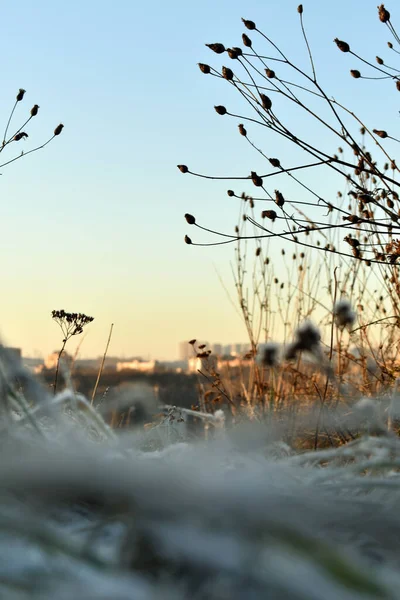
[2,348,400,598]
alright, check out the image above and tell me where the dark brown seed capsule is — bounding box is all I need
[206,43,225,54]
[251,171,263,187]
[214,105,227,115]
[198,63,211,74]
[350,70,361,78]
[16,88,26,102]
[378,4,390,23]
[54,124,64,136]
[184,235,192,245]
[185,213,196,225]
[260,94,272,110]
[238,123,247,136]
[30,104,39,116]
[242,33,252,47]
[222,66,234,80]
[242,18,256,30]
[177,164,188,173]
[334,38,350,52]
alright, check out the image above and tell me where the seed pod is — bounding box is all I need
[185,213,196,225]
[378,4,390,22]
[242,18,256,30]
[251,171,263,186]
[13,132,28,141]
[242,33,252,47]
[54,123,64,136]
[16,88,26,102]
[255,247,261,256]
[198,63,211,74]
[373,129,388,138]
[358,193,374,203]
[238,123,247,136]
[269,158,280,168]
[222,66,234,80]
[275,190,285,207]
[214,105,227,115]
[388,41,393,48]
[184,235,192,245]
[261,210,277,221]
[227,47,242,59]
[397,80,400,91]
[30,104,39,116]
[387,199,394,208]
[260,94,272,110]
[265,68,275,78]
[206,43,225,54]
[350,70,361,78]
[344,235,360,247]
[177,164,188,173]
[334,38,350,52]
[376,56,384,65]
[297,4,303,13]
[343,214,361,224]
[227,189,235,197]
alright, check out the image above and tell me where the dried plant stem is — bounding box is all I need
[91,323,114,405]
[54,339,67,396]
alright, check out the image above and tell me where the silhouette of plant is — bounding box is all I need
[180,4,400,289]
[0,87,63,171]
[51,310,94,394]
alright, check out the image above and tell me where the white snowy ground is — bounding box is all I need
[1,353,400,599]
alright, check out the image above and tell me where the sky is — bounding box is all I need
[0,0,397,360]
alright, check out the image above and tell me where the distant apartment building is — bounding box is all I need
[188,354,217,374]
[116,358,156,373]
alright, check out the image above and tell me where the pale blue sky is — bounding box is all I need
[0,0,397,359]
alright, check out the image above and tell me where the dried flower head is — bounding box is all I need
[222,66,234,80]
[296,320,321,351]
[238,123,247,136]
[261,209,277,221]
[206,43,225,54]
[54,124,64,136]
[242,18,256,30]
[260,342,280,367]
[251,171,263,187]
[16,89,26,102]
[373,129,388,138]
[185,213,196,225]
[260,94,272,110]
[297,4,303,14]
[198,63,211,74]
[30,104,39,116]
[214,105,227,115]
[51,310,94,342]
[350,70,361,78]
[13,132,28,141]
[269,158,281,168]
[275,190,285,207]
[376,55,384,65]
[265,68,275,79]
[227,47,242,59]
[242,33,252,47]
[378,4,390,22]
[334,38,350,52]
[184,235,192,245]
[227,189,235,197]
[177,164,188,173]
[333,299,356,329]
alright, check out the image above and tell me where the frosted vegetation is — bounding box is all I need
[1,347,400,599]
